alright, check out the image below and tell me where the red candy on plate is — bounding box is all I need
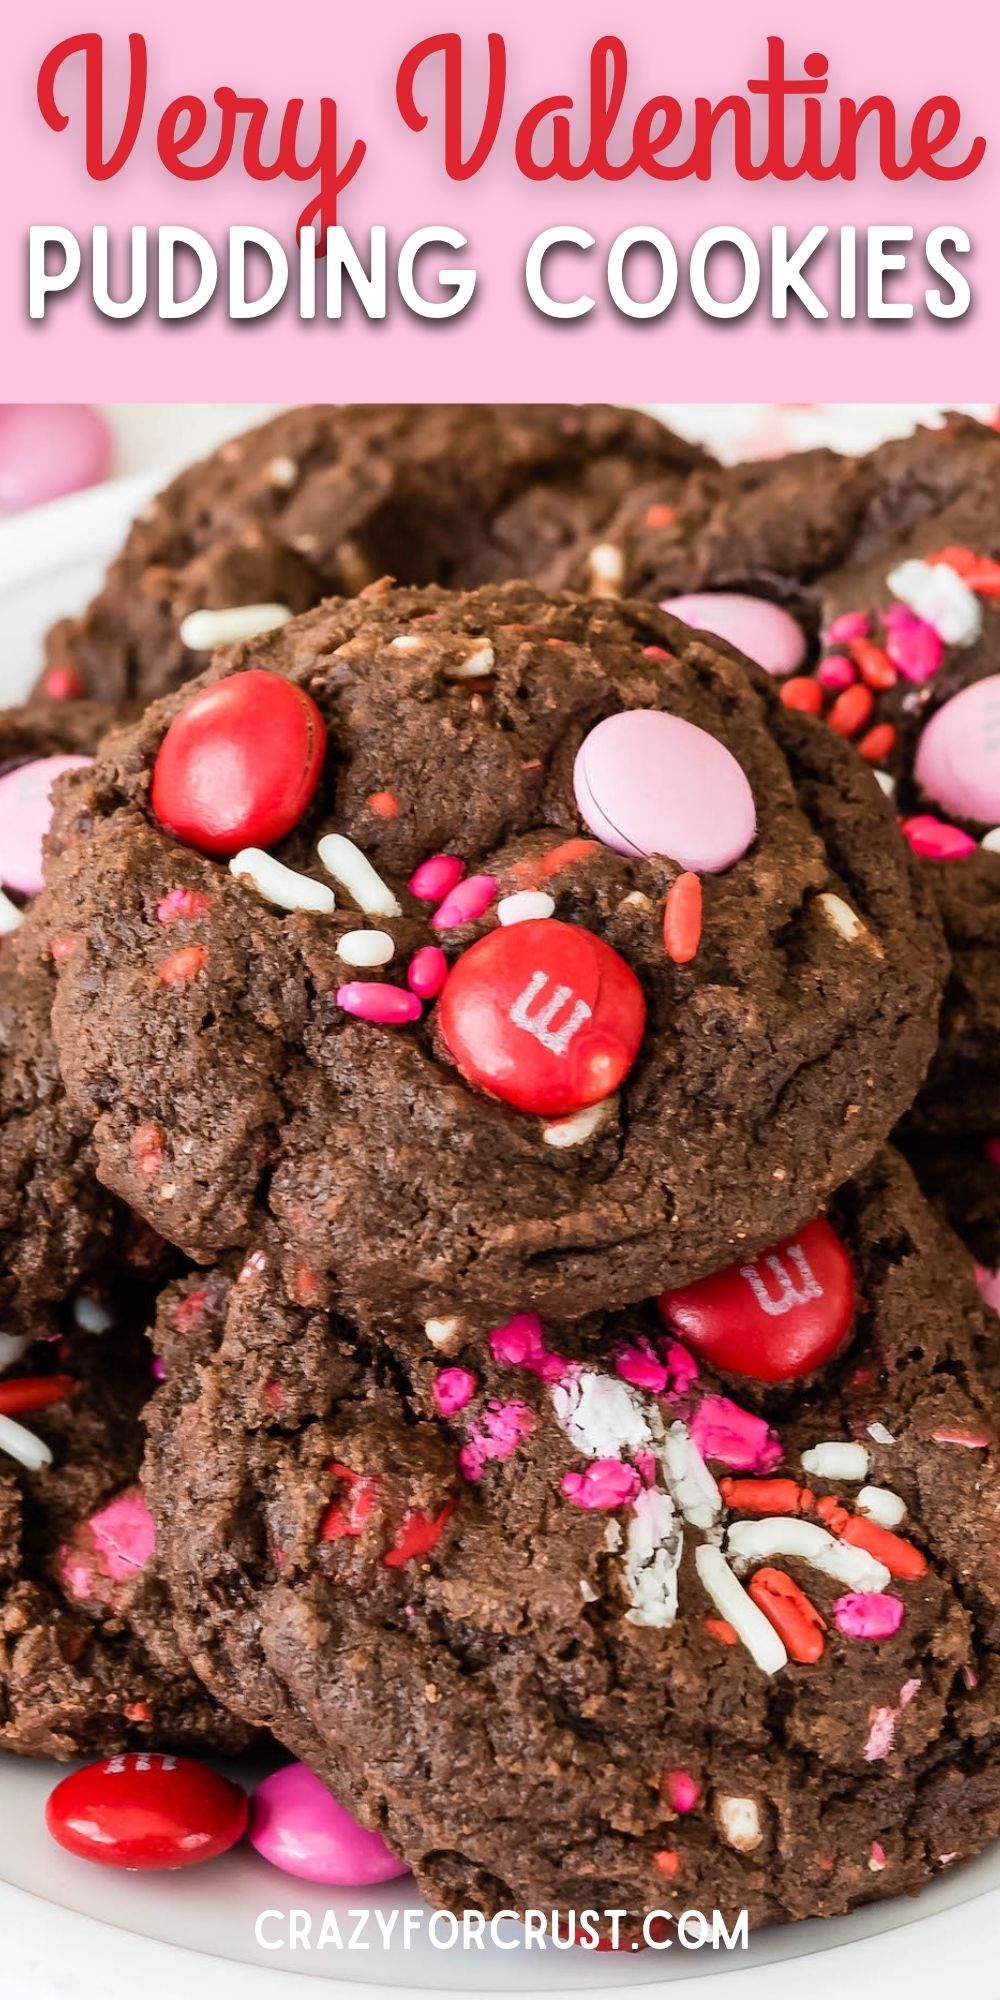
[437,918,645,1116]
[151,670,326,858]
[659,1219,854,1382]
[46,1752,248,1871]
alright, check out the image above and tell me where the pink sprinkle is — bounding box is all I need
[337,982,423,1025]
[901,814,977,861]
[982,1138,1000,1168]
[883,606,943,682]
[407,945,448,999]
[661,1339,700,1399]
[962,1663,979,1690]
[634,1450,658,1487]
[834,1592,905,1641]
[863,1705,896,1762]
[977,1266,1000,1318]
[408,854,465,903]
[826,612,869,644]
[931,1426,992,1449]
[459,1399,536,1481]
[489,1312,564,1382]
[151,1356,166,1382]
[689,1394,782,1473]
[433,1366,477,1417]
[664,1768,700,1814]
[561,1459,640,1509]
[869,1841,887,1872]
[156,886,212,924]
[615,1340,668,1394]
[432,874,497,930]
[817,654,856,690]
[900,1677,921,1708]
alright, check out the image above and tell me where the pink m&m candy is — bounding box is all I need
[660,593,806,677]
[0,406,111,514]
[0,755,92,896]
[915,675,1000,826]
[574,710,755,872]
[250,1763,409,1885]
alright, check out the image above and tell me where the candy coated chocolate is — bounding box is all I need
[249,1763,409,1885]
[573,709,756,872]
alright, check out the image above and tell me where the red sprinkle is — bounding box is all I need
[858,723,897,763]
[130,1123,164,1177]
[123,1701,153,1724]
[173,1287,209,1335]
[366,791,400,819]
[50,933,80,964]
[644,504,676,529]
[926,545,1000,597]
[158,945,208,985]
[319,1464,381,1542]
[850,639,897,691]
[719,1477,815,1516]
[537,838,599,879]
[827,683,875,738]
[780,677,823,716]
[663,872,703,965]
[749,1566,826,1663]
[0,1374,78,1418]
[42,665,85,701]
[815,1499,927,1579]
[156,887,212,925]
[652,1849,681,1878]
[641,645,672,660]
[383,1500,456,1567]
[705,1617,738,1646]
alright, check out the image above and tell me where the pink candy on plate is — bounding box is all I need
[250,1763,409,1886]
[660,593,806,677]
[0,405,111,514]
[0,755,93,897]
[573,709,755,873]
[915,675,1000,826]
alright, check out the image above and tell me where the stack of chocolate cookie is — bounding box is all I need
[3,403,1000,1935]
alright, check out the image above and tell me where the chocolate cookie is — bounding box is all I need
[43,582,944,1331]
[40,405,709,707]
[572,416,1000,1135]
[145,1149,1000,1930]
[901,1133,1000,1277]
[0,1308,250,1760]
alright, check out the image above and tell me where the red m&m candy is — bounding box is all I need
[659,1219,854,1382]
[46,1752,248,1871]
[438,919,645,1116]
[151,670,326,859]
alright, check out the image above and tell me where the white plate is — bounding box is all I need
[2,433,1000,2000]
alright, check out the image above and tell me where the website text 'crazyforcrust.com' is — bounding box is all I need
[253,1905,751,1953]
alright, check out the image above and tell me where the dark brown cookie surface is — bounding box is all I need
[41,405,709,707]
[145,1150,1000,1929]
[44,582,944,1331]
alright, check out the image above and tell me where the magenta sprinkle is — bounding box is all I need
[689,1394,782,1473]
[883,606,943,681]
[901,814,977,861]
[834,1592,905,1641]
[614,1340,668,1394]
[826,611,869,644]
[407,945,448,999]
[817,654,856,690]
[459,1399,536,1481]
[432,873,497,930]
[561,1459,640,1509]
[151,1355,166,1382]
[433,1366,477,1417]
[489,1312,565,1382]
[336,982,423,1024]
[663,1768,700,1814]
[982,1138,1000,1168]
[408,854,465,902]
[634,1449,658,1487]
[661,1339,700,1399]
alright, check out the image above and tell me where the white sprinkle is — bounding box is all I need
[0,889,24,936]
[801,1441,870,1482]
[868,1422,896,1447]
[694,1543,787,1675]
[179,603,293,651]
[620,891,654,913]
[604,1519,623,1553]
[72,1296,116,1334]
[337,929,394,969]
[0,1413,53,1472]
[497,891,555,927]
[662,1422,722,1530]
[230,848,335,915]
[0,1332,31,1371]
[551,1369,655,1460]
[716,1796,762,1853]
[816,892,869,945]
[887,558,982,646]
[579,1579,598,1603]
[982,828,1000,854]
[587,542,625,598]
[390,634,424,654]
[444,642,495,681]
[874,770,897,800]
[857,1485,907,1529]
[726,1517,890,1593]
[542,1096,617,1150]
[267,455,298,489]
[317,835,401,918]
[424,1316,462,1351]
[622,1487,682,1629]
